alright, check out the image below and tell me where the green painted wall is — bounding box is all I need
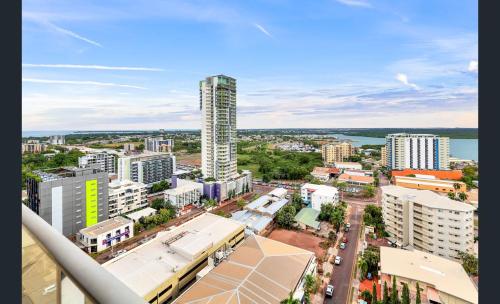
[85,179,98,227]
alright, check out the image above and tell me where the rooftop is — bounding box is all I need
[393,176,465,188]
[268,187,288,198]
[231,210,273,233]
[173,235,314,304]
[33,167,103,182]
[124,207,157,221]
[102,213,244,297]
[391,169,463,180]
[294,208,321,230]
[338,173,374,184]
[381,185,474,212]
[380,247,478,304]
[79,216,132,237]
[311,167,340,175]
[165,182,202,195]
[244,195,288,217]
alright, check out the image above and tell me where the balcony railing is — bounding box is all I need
[22,204,146,304]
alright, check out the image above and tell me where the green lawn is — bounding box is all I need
[238,163,262,179]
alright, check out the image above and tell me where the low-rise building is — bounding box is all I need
[311,167,340,181]
[268,187,288,199]
[391,169,463,181]
[108,180,148,218]
[301,183,339,211]
[334,161,362,170]
[381,186,474,260]
[173,235,317,304]
[77,216,133,253]
[338,173,374,186]
[295,208,321,230]
[393,175,467,193]
[102,213,245,304]
[124,207,157,223]
[380,247,478,304]
[164,180,203,210]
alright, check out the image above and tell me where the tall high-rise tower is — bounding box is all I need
[200,75,238,181]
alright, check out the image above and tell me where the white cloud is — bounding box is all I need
[22,78,146,90]
[336,0,371,8]
[253,23,272,37]
[22,63,164,71]
[395,73,419,90]
[468,60,478,73]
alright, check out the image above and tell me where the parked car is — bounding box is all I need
[325,284,334,297]
[334,256,342,265]
[343,236,348,243]
[344,226,349,232]
[346,222,351,228]
[340,242,346,249]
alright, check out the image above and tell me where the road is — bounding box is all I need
[325,203,362,304]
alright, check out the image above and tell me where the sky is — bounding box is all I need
[22,0,478,130]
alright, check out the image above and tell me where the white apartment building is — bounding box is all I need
[301,183,339,211]
[164,180,203,210]
[322,142,352,164]
[118,152,176,185]
[381,185,474,260]
[144,137,174,153]
[108,180,148,218]
[200,75,238,181]
[77,216,133,253]
[49,135,65,145]
[79,152,117,174]
[385,133,450,170]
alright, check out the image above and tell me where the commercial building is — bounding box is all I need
[334,161,362,170]
[381,185,474,260]
[145,137,174,153]
[385,133,450,170]
[49,135,65,145]
[338,173,374,186]
[22,140,46,154]
[173,235,317,304]
[322,142,353,164]
[102,213,245,304]
[26,167,109,237]
[164,180,203,210]
[124,207,157,223]
[108,180,148,218]
[393,175,467,193]
[268,187,288,199]
[391,169,463,181]
[301,183,339,211]
[118,152,176,185]
[311,167,340,182]
[380,146,387,166]
[380,247,478,304]
[79,151,117,174]
[77,216,133,253]
[200,75,238,181]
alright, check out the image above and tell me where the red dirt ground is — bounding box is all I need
[359,277,381,300]
[268,229,325,258]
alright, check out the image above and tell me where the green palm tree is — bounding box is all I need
[280,292,300,304]
[358,258,369,280]
[304,274,317,294]
[415,282,421,304]
[458,192,468,201]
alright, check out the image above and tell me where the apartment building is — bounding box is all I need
[380,146,387,166]
[200,75,238,181]
[164,180,203,210]
[381,185,474,260]
[124,143,135,152]
[79,151,117,174]
[144,137,174,153]
[49,135,65,145]
[385,133,450,170]
[380,247,478,304]
[22,140,47,154]
[77,216,133,253]
[26,167,109,237]
[118,152,176,185]
[301,183,339,211]
[322,142,353,164]
[108,180,148,218]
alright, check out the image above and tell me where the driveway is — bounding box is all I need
[325,204,363,304]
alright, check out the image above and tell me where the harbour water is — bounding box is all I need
[331,134,478,161]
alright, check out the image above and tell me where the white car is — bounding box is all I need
[334,256,342,265]
[340,242,346,249]
[346,222,351,228]
[325,284,334,297]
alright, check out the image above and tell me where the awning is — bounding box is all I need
[426,287,441,303]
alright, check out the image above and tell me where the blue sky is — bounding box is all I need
[22,0,478,130]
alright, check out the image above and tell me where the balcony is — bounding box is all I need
[22,204,145,304]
